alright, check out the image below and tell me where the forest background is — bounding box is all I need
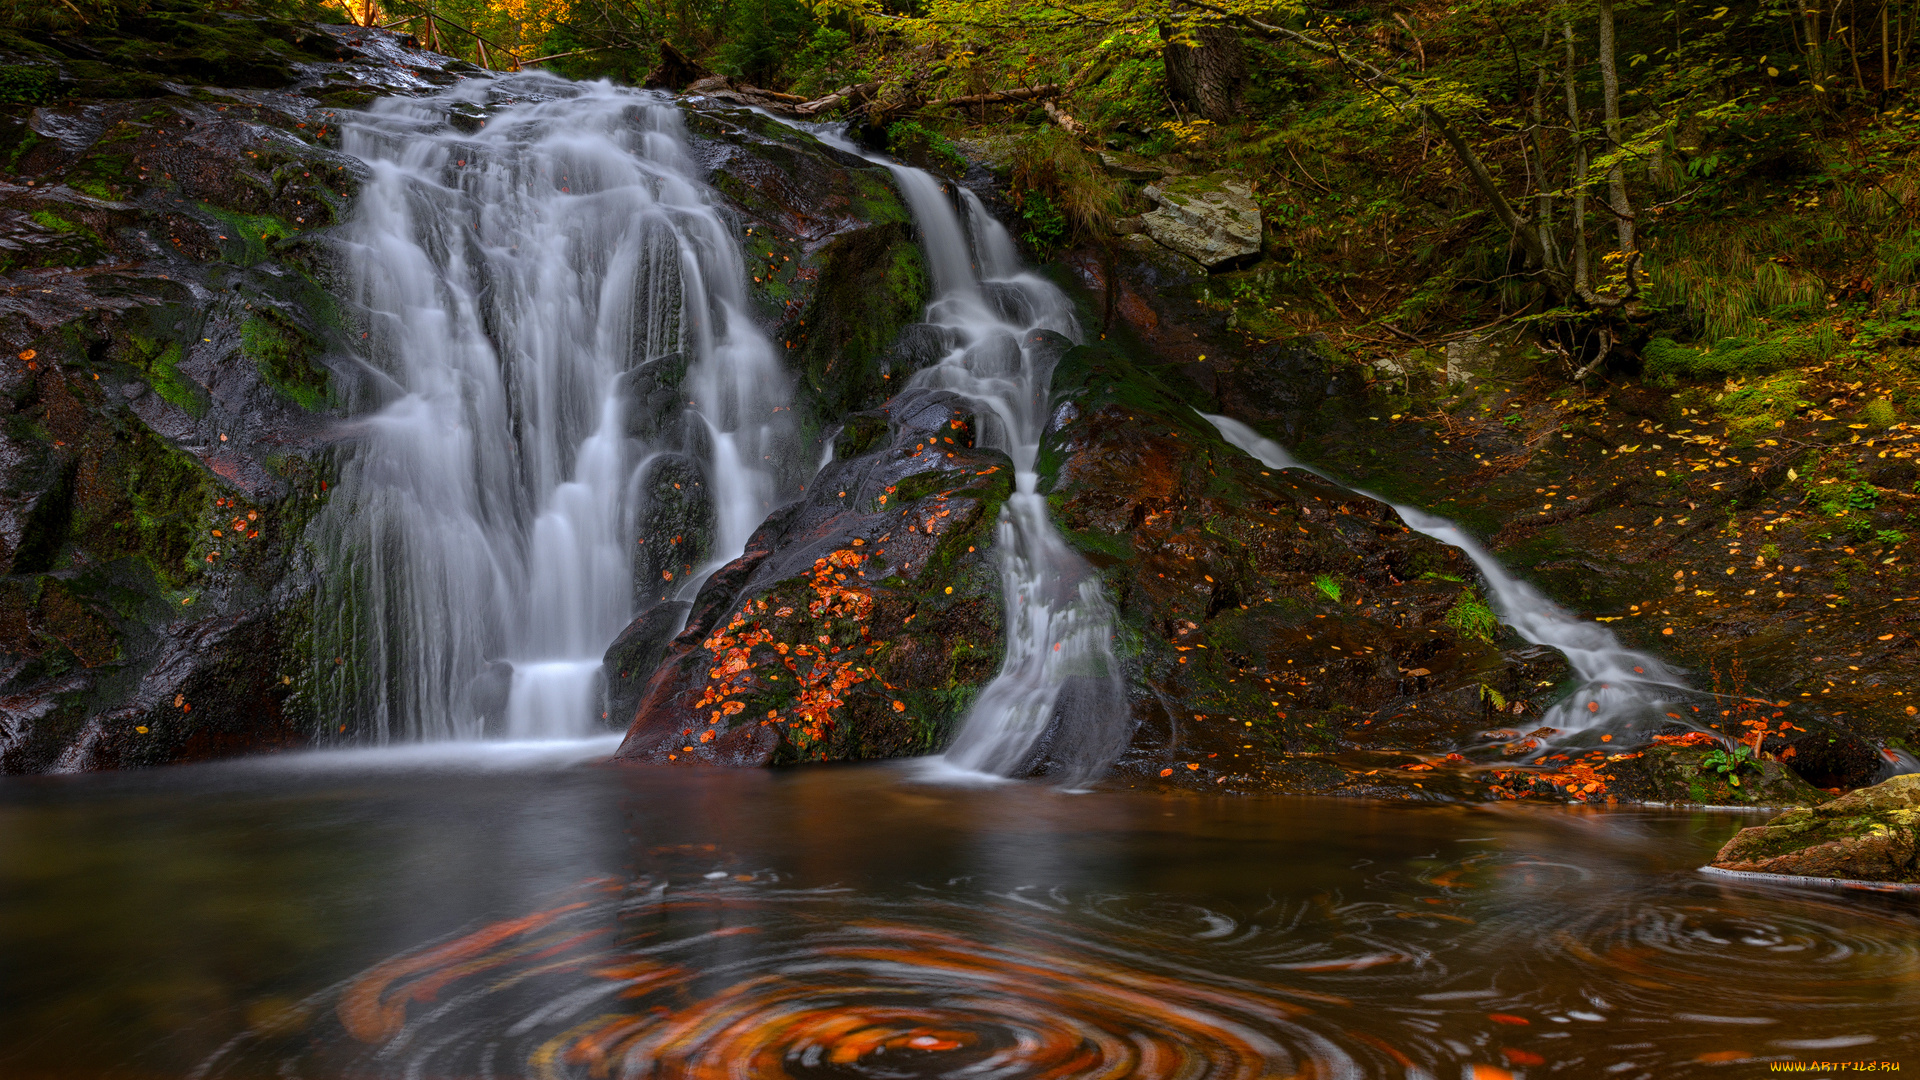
[14,0,1920,401]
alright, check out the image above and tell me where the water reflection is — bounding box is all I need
[0,757,1914,1078]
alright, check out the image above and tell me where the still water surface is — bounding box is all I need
[2,748,1914,1079]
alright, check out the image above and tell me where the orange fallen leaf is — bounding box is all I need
[1159,768,1173,777]
[1487,1013,1530,1026]
[1500,1048,1545,1066]
[1694,1050,1751,1064]
[1185,763,1199,770]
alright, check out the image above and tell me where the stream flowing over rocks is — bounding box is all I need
[1,11,1912,811]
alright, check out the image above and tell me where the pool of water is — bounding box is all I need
[2,747,1914,1079]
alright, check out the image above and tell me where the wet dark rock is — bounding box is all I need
[1606,743,1831,807]
[0,12,477,771]
[615,387,1013,767]
[877,322,961,384]
[468,660,514,738]
[1712,773,1920,881]
[1788,728,1887,790]
[634,453,715,610]
[1037,343,1569,795]
[602,601,690,733]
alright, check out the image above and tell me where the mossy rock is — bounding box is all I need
[614,389,1013,767]
[1711,773,1920,882]
[1643,335,1809,385]
[1610,743,1832,807]
[791,221,929,423]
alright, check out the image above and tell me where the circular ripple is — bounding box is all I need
[198,879,1395,1080]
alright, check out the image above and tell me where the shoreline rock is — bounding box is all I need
[1711,773,1920,882]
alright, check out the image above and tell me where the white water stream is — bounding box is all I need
[1203,414,1686,738]
[881,169,1131,782]
[322,76,790,742]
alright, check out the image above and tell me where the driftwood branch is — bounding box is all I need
[1042,98,1087,136]
[792,82,880,116]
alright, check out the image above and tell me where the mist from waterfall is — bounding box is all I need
[319,76,791,742]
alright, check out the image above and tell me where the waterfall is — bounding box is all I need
[320,75,791,742]
[881,170,1131,783]
[1202,413,1685,740]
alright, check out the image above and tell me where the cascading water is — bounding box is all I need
[1202,413,1685,740]
[880,167,1131,782]
[320,75,791,742]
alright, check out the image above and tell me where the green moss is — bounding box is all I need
[198,204,295,267]
[1863,398,1898,428]
[0,64,59,104]
[30,209,85,235]
[125,334,205,416]
[241,313,329,411]
[793,221,928,421]
[1643,334,1809,385]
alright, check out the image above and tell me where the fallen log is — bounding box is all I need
[920,83,1062,109]
[793,82,880,116]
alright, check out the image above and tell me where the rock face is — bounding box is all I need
[0,8,468,771]
[613,388,1012,766]
[1139,176,1261,271]
[1038,344,1574,795]
[1712,773,1920,882]
[0,5,937,772]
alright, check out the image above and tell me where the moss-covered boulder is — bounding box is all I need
[1605,742,1834,807]
[614,388,1012,765]
[1711,773,1920,882]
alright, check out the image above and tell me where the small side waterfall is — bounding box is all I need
[883,169,1131,782]
[321,76,791,742]
[1203,413,1684,738]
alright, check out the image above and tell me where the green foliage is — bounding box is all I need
[1445,586,1498,643]
[789,27,857,95]
[0,64,59,104]
[711,0,816,86]
[1702,744,1759,789]
[1806,464,1880,518]
[1876,528,1908,546]
[1311,573,1340,602]
[1005,125,1115,252]
[1014,190,1068,256]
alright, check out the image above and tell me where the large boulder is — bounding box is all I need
[613,388,1013,766]
[1139,175,1261,271]
[1711,773,1920,882]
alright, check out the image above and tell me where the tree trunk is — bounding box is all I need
[1164,24,1247,122]
[1529,27,1559,273]
[1597,0,1637,278]
[1564,19,1592,299]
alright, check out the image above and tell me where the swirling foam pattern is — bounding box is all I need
[197,878,1406,1080]
[195,861,1920,1079]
